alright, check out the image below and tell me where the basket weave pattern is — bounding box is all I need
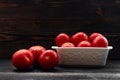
[57,48,109,66]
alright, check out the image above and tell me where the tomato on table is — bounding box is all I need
[12,49,34,70]
[39,50,59,70]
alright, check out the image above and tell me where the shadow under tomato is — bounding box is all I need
[13,68,34,72]
[13,66,59,72]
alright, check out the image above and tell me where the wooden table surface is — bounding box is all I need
[0,59,120,80]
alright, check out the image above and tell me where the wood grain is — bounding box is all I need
[0,0,119,59]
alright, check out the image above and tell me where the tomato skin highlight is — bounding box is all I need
[55,33,70,46]
[92,36,108,47]
[71,32,89,46]
[12,49,34,70]
[39,50,59,70]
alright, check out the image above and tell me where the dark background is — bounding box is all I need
[0,0,119,59]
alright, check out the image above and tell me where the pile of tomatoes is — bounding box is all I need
[55,32,108,47]
[12,46,59,70]
[11,32,108,70]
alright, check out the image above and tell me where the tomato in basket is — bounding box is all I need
[61,42,75,47]
[77,41,91,47]
[71,32,89,46]
[55,33,70,46]
[89,32,103,42]
[92,36,108,47]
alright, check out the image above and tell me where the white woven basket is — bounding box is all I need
[52,46,113,66]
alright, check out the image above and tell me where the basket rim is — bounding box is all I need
[52,46,113,50]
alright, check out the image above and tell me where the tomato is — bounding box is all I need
[89,32,103,42]
[29,45,46,63]
[55,33,70,46]
[71,32,89,46]
[12,49,34,70]
[92,36,108,47]
[39,50,59,70]
[77,41,91,47]
[61,42,75,47]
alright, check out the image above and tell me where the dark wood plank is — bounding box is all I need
[0,0,119,59]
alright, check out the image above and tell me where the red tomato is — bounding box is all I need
[29,45,46,63]
[71,32,89,46]
[92,36,108,47]
[89,32,103,42]
[39,50,59,70]
[12,49,34,69]
[61,42,75,47]
[55,33,70,46]
[77,41,91,47]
